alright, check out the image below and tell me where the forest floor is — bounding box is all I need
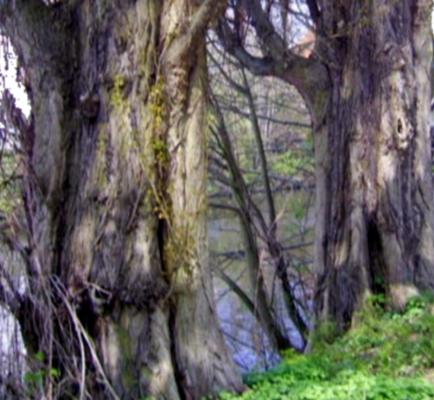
[219,294,434,400]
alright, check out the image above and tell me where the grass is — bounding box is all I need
[219,294,434,400]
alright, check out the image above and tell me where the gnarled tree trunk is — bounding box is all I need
[313,0,434,330]
[0,1,242,398]
[218,0,434,334]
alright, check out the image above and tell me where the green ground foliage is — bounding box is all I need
[219,294,434,400]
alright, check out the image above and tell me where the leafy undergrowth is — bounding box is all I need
[220,294,434,400]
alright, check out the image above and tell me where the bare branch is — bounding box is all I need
[216,19,280,77]
[306,0,320,25]
[217,0,329,108]
[167,0,227,63]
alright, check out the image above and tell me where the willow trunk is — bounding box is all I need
[313,0,434,330]
[0,1,242,398]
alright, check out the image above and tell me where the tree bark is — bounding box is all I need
[0,1,242,398]
[218,0,434,333]
[313,0,434,330]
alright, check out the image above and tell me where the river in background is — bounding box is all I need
[209,190,315,372]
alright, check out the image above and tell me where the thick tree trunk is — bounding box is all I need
[0,1,242,399]
[313,0,434,330]
[218,0,434,335]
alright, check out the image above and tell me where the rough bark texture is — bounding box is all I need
[0,1,242,398]
[219,0,434,333]
[313,0,434,329]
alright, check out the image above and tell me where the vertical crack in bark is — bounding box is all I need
[168,303,186,400]
[367,219,386,297]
